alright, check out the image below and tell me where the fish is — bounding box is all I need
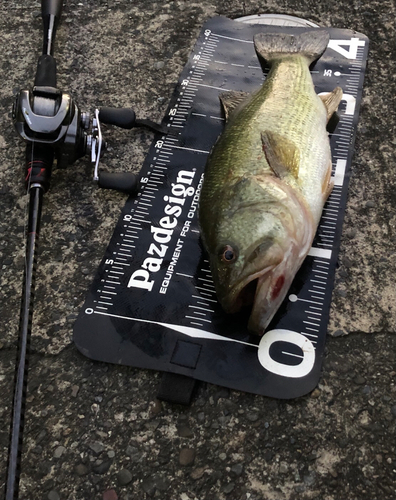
[198,28,342,335]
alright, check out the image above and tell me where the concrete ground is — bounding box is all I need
[0,0,395,499]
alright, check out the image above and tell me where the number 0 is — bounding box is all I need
[257,329,315,378]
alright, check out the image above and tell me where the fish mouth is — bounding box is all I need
[247,271,283,335]
[220,258,294,336]
[221,265,275,321]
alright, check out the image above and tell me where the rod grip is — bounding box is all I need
[25,143,54,192]
[99,107,137,129]
[34,54,57,87]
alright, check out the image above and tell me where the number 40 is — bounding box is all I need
[328,37,366,60]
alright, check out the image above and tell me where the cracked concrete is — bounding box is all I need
[0,0,395,499]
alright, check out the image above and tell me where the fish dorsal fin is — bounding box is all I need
[219,90,250,121]
[320,87,343,122]
[261,131,300,179]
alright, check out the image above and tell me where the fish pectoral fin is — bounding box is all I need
[322,159,334,201]
[261,131,300,179]
[219,90,250,121]
[320,87,343,122]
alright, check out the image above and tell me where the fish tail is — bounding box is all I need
[253,29,329,64]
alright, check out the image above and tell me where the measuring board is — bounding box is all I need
[73,16,369,399]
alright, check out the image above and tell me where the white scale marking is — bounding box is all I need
[303,332,318,339]
[198,277,215,284]
[185,316,212,323]
[308,248,332,259]
[189,305,215,313]
[195,83,233,92]
[307,311,322,317]
[211,33,253,44]
[196,287,215,296]
[192,294,217,303]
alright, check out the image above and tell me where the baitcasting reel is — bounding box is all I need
[13,81,165,194]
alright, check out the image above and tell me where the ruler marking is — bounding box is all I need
[303,320,321,327]
[211,32,253,44]
[189,305,215,313]
[306,310,322,316]
[195,83,233,92]
[169,145,210,154]
[195,287,216,296]
[185,316,212,323]
[192,294,217,303]
[302,332,319,339]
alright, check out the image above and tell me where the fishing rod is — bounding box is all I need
[5,1,164,498]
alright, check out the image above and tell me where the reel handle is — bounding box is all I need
[99,107,137,129]
[98,171,139,194]
[99,107,165,133]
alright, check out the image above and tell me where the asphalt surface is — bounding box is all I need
[0,1,395,499]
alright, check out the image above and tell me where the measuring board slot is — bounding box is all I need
[74,16,369,399]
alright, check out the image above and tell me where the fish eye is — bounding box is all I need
[220,244,238,263]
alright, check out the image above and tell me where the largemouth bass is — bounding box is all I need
[199,29,342,335]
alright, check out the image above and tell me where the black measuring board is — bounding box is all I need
[73,16,369,399]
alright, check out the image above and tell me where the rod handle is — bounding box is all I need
[34,54,57,87]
